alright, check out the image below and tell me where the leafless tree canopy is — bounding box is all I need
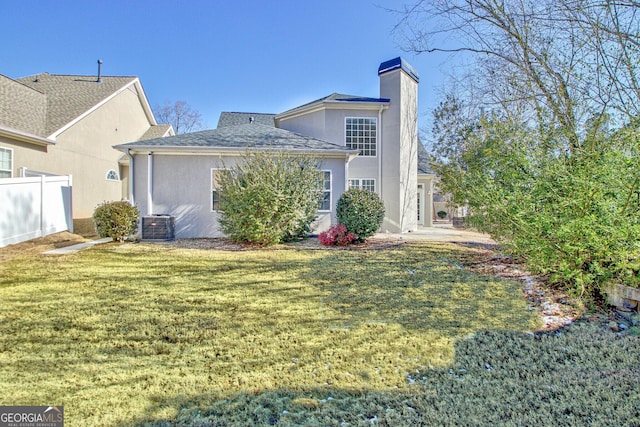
[394,0,640,148]
[154,100,203,134]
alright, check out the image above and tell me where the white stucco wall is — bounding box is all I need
[279,108,382,200]
[131,152,348,239]
[4,86,153,218]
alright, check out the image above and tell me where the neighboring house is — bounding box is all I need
[0,71,174,227]
[115,57,435,239]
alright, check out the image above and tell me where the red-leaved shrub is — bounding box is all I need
[318,223,357,246]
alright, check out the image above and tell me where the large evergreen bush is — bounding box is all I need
[336,188,385,242]
[217,150,322,246]
[93,201,139,242]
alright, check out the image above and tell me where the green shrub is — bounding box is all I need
[431,100,640,301]
[437,210,447,219]
[93,201,139,242]
[336,188,385,242]
[217,150,322,246]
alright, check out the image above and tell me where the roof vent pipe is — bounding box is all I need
[249,116,255,124]
[97,59,103,83]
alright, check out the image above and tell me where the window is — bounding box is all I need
[106,169,120,181]
[348,178,376,192]
[346,117,377,156]
[211,169,229,211]
[318,170,331,211]
[0,147,12,178]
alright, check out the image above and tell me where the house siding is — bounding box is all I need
[278,110,328,141]
[132,153,347,239]
[6,87,153,218]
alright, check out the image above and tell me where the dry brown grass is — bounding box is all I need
[0,239,541,426]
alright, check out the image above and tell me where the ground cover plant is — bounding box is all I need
[0,241,637,425]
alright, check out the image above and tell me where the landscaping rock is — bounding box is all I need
[608,321,620,332]
[463,251,580,331]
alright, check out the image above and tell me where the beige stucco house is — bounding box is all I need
[115,57,435,239]
[0,71,173,227]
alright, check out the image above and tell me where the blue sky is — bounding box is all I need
[3,0,457,131]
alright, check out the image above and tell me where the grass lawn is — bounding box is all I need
[0,240,638,426]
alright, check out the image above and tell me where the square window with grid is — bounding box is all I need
[346,117,377,156]
[348,178,376,192]
[0,147,12,178]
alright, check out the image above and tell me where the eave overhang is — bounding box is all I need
[0,125,56,147]
[276,99,390,123]
[114,144,358,160]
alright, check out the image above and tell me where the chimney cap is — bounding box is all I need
[378,57,419,83]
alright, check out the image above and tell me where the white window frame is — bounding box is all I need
[318,170,332,212]
[211,168,229,212]
[348,178,376,192]
[105,169,120,181]
[345,117,377,157]
[0,147,13,178]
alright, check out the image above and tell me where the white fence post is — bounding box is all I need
[40,174,45,238]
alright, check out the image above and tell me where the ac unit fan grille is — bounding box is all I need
[141,215,175,241]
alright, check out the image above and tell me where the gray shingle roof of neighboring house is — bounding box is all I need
[115,123,359,155]
[0,74,47,136]
[14,73,140,137]
[417,140,434,174]
[217,112,276,128]
[140,124,174,140]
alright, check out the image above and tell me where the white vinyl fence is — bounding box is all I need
[0,175,73,248]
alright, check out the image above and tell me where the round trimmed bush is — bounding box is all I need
[336,188,385,242]
[93,201,139,242]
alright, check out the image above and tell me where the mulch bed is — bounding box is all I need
[167,236,409,251]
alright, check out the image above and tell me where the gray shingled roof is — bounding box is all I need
[140,124,174,140]
[15,73,138,137]
[116,123,358,154]
[0,74,47,136]
[417,140,434,174]
[218,112,276,128]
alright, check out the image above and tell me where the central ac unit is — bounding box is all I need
[141,215,175,241]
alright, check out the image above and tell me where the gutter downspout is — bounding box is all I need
[126,149,135,205]
[377,104,384,197]
[345,153,350,206]
[147,152,153,215]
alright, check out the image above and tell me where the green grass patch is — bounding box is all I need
[2,241,545,425]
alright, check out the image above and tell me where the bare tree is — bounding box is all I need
[154,100,203,134]
[393,0,640,150]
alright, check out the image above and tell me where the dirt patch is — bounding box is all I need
[73,218,99,238]
[0,232,90,263]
